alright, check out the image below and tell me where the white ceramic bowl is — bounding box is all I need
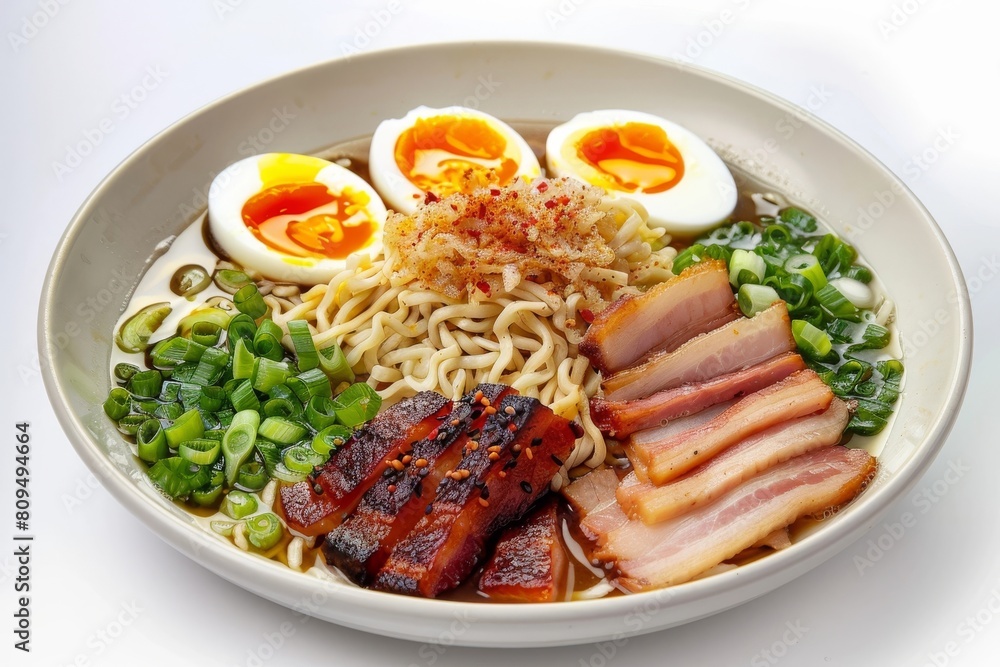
[39,42,972,647]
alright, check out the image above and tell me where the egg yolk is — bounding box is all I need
[394,116,521,198]
[573,122,685,194]
[241,182,376,260]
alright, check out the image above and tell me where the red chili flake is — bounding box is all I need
[478,202,486,218]
[476,280,491,295]
[536,181,549,193]
[490,188,501,196]
[579,309,595,324]
[510,191,518,199]
[544,199,557,209]
[427,426,440,441]
[424,191,440,204]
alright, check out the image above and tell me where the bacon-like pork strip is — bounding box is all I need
[562,467,628,542]
[278,392,451,537]
[591,353,806,437]
[633,370,833,485]
[478,499,569,602]
[601,301,795,402]
[598,446,876,591]
[580,260,738,374]
[324,385,513,585]
[619,398,849,523]
[375,395,575,598]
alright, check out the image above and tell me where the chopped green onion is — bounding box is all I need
[227,314,257,353]
[287,320,319,371]
[816,284,861,321]
[670,243,706,274]
[828,277,875,310]
[312,425,351,456]
[289,368,332,402]
[229,379,260,413]
[779,206,818,233]
[258,417,308,445]
[317,343,355,384]
[234,283,267,319]
[216,408,235,428]
[164,408,205,449]
[846,324,891,356]
[136,419,168,463]
[267,461,307,483]
[128,369,163,398]
[211,520,236,536]
[115,302,172,353]
[171,264,212,298]
[332,383,381,428]
[199,385,226,412]
[116,414,148,436]
[283,445,324,474]
[828,360,872,396]
[222,490,258,519]
[214,269,253,295]
[763,273,813,313]
[114,363,140,382]
[791,319,833,360]
[784,254,827,293]
[254,439,282,475]
[263,397,297,419]
[252,358,293,393]
[246,513,283,550]
[232,338,256,380]
[203,428,227,442]
[844,265,873,284]
[159,380,181,404]
[178,306,232,338]
[154,402,184,421]
[236,461,268,491]
[147,457,211,499]
[728,248,766,287]
[103,388,131,420]
[253,319,285,361]
[191,481,224,507]
[737,284,781,318]
[179,438,221,466]
[222,410,260,486]
[306,395,338,430]
[191,321,223,347]
[150,336,208,367]
[190,346,230,386]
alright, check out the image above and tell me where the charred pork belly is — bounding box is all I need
[324,385,514,585]
[601,301,795,402]
[374,395,576,598]
[579,260,738,374]
[630,369,833,485]
[619,398,850,523]
[591,352,806,438]
[478,498,569,602]
[597,446,875,591]
[278,391,451,537]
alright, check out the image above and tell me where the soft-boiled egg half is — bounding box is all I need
[369,105,541,214]
[208,153,387,285]
[546,109,737,236]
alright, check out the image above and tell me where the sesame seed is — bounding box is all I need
[480,397,491,407]
[485,406,497,415]
[387,484,397,493]
[474,390,484,402]
[520,481,533,494]
[450,418,461,426]
[391,460,405,471]
[468,441,479,451]
[415,458,428,468]
[488,452,499,462]
[550,454,564,466]
[530,437,543,448]
[488,445,501,453]
[504,406,516,415]
[498,471,507,478]
[425,503,433,515]
[402,455,412,464]
[481,485,490,499]
[478,498,490,507]
[513,444,522,453]
[525,448,533,460]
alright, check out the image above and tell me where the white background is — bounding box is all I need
[3,1,999,665]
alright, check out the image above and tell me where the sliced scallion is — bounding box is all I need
[214,269,253,295]
[305,395,338,430]
[136,419,168,463]
[263,397,297,419]
[791,319,833,360]
[267,460,307,484]
[164,408,205,449]
[154,402,184,421]
[331,383,381,428]
[227,314,257,353]
[229,379,260,413]
[117,414,147,436]
[234,283,267,319]
[236,460,268,491]
[816,284,861,321]
[147,457,211,499]
[253,319,285,361]
[222,410,260,486]
[317,343,355,384]
[283,445,324,474]
[232,338,256,380]
[170,264,212,298]
[128,369,163,399]
[246,512,283,550]
[252,358,293,393]
[258,417,308,445]
[115,302,172,353]
[191,321,223,347]
[114,363,140,382]
[178,438,221,466]
[221,489,258,519]
[289,368,332,402]
[199,385,226,412]
[737,284,781,318]
[312,424,351,456]
[287,320,319,371]
[150,336,208,367]
[191,482,224,507]
[103,388,131,420]
[178,306,232,338]
[784,254,827,293]
[728,248,766,287]
[190,346,230,386]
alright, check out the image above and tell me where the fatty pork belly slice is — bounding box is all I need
[579,259,738,374]
[591,352,806,438]
[374,395,576,598]
[601,301,795,402]
[619,398,850,524]
[563,467,629,542]
[478,498,569,602]
[278,391,451,537]
[324,384,514,585]
[600,446,876,591]
[632,369,833,485]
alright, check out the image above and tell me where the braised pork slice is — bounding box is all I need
[278,391,451,537]
[601,301,795,402]
[562,467,629,542]
[478,498,569,602]
[619,398,850,524]
[591,353,806,438]
[374,395,576,597]
[631,370,833,485]
[579,260,737,374]
[597,446,876,591]
[324,385,514,585]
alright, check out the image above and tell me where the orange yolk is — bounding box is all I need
[241,182,376,260]
[394,116,521,198]
[575,122,685,194]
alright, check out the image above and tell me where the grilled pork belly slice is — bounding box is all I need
[324,385,514,585]
[591,353,806,438]
[601,301,795,402]
[478,498,569,602]
[632,369,833,485]
[619,398,850,523]
[278,391,451,537]
[579,260,738,374]
[374,395,575,598]
[601,446,876,591]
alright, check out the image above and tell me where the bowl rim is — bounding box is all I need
[38,39,974,634]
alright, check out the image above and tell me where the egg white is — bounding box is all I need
[368,105,541,214]
[546,109,737,236]
[207,153,387,285]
